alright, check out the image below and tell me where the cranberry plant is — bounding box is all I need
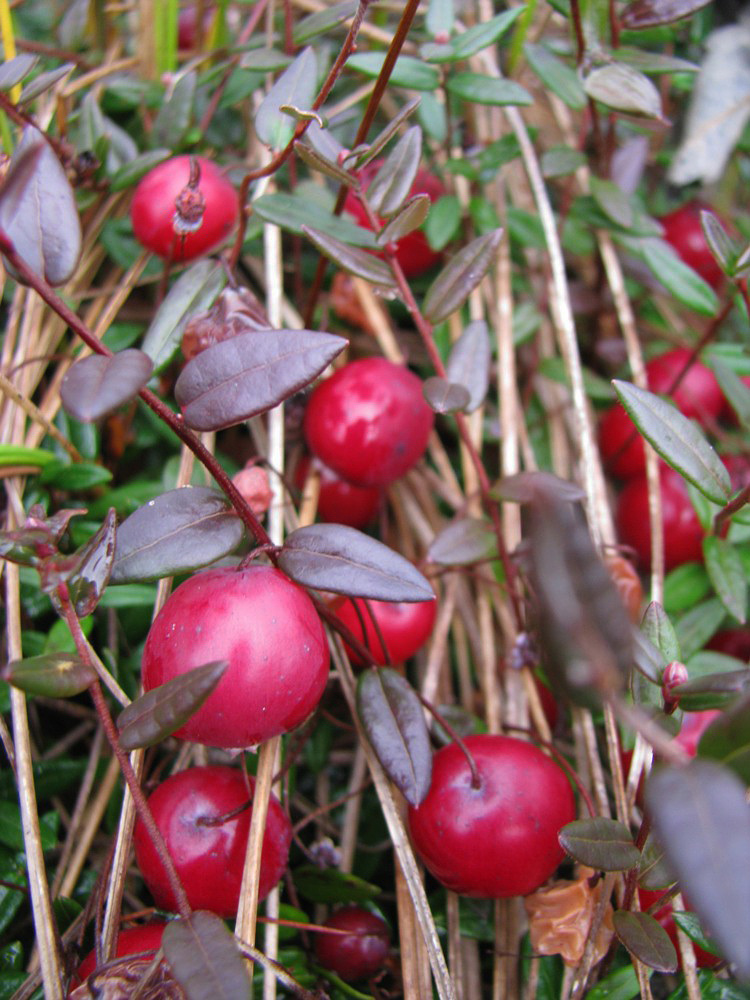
[1,0,750,997]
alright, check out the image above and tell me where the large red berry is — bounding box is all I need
[141,565,329,748]
[658,201,724,291]
[295,455,381,529]
[599,348,724,479]
[407,734,576,898]
[333,595,436,665]
[344,163,445,278]
[304,358,434,487]
[615,464,704,571]
[131,155,239,262]
[69,922,167,994]
[314,906,391,982]
[133,766,291,917]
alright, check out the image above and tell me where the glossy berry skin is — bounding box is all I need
[315,906,391,982]
[141,566,329,748]
[131,155,239,262]
[69,922,167,993]
[133,766,291,917]
[658,202,724,291]
[639,889,720,968]
[333,595,436,665]
[344,164,445,278]
[599,348,724,479]
[407,734,576,898]
[304,358,434,488]
[707,627,750,661]
[296,455,381,529]
[615,464,704,572]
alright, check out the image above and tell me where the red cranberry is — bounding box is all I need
[314,906,390,982]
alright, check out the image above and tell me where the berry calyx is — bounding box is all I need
[314,906,391,982]
[141,565,329,748]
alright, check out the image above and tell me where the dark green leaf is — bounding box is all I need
[279,524,435,601]
[613,381,731,503]
[646,760,750,978]
[638,237,719,315]
[703,536,746,624]
[523,44,585,109]
[559,817,641,871]
[109,148,171,192]
[675,597,726,660]
[117,660,228,750]
[641,602,681,663]
[427,517,496,566]
[255,48,317,149]
[346,53,440,91]
[175,328,348,431]
[613,910,678,972]
[541,146,587,178]
[301,225,396,286]
[60,349,153,423]
[700,210,735,274]
[664,563,711,615]
[422,9,522,62]
[255,192,377,247]
[672,910,720,955]
[423,229,503,324]
[294,866,380,904]
[111,486,245,583]
[0,803,56,852]
[446,320,491,413]
[367,126,421,217]
[712,360,750,432]
[38,461,112,490]
[152,70,196,148]
[446,72,532,107]
[163,911,251,1000]
[0,853,26,937]
[697,695,750,783]
[1,652,96,697]
[422,376,470,414]
[357,668,432,806]
[585,965,641,1000]
[590,176,634,229]
[425,195,461,250]
[583,63,663,118]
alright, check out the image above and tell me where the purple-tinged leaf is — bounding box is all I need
[60,350,153,423]
[279,524,434,602]
[19,62,75,105]
[342,97,421,171]
[67,508,117,617]
[255,47,317,150]
[697,694,750,783]
[703,536,746,624]
[559,818,641,871]
[638,834,676,890]
[294,140,355,186]
[493,470,586,504]
[613,911,678,973]
[1,652,96,698]
[700,210,735,275]
[631,624,664,683]
[613,380,731,504]
[612,47,699,75]
[117,660,228,751]
[0,54,37,91]
[367,126,422,217]
[0,126,82,286]
[423,229,503,324]
[427,517,496,566]
[672,669,750,710]
[611,135,649,196]
[446,320,491,413]
[523,43,586,110]
[111,487,245,583]
[583,63,663,119]
[357,667,432,806]
[152,70,197,149]
[641,602,681,664]
[377,194,431,246]
[301,225,397,287]
[163,911,250,1000]
[620,0,712,29]
[141,259,226,374]
[423,376,470,414]
[175,328,347,432]
[646,760,750,979]
[303,115,346,163]
[590,176,634,229]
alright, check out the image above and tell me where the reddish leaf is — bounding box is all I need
[61,350,153,423]
[366,125,422,217]
[613,910,678,972]
[493,470,586,504]
[446,320,491,413]
[279,524,434,601]
[301,225,397,287]
[646,760,750,978]
[377,194,431,246]
[427,517,496,566]
[423,376,470,414]
[559,818,641,872]
[175,329,347,431]
[0,54,37,91]
[255,47,317,150]
[117,660,229,751]
[2,652,96,698]
[111,487,245,583]
[423,229,503,324]
[357,667,432,806]
[620,0,712,29]
[162,911,250,1000]
[67,508,117,617]
[0,126,81,286]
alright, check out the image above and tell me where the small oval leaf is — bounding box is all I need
[446,320,491,413]
[163,911,251,1000]
[117,660,229,751]
[621,0,712,28]
[279,524,434,601]
[68,508,117,617]
[559,817,642,871]
[2,652,97,698]
[493,471,586,504]
[0,54,38,91]
[255,47,317,150]
[111,486,245,584]
[61,350,153,423]
[301,225,397,287]
[357,667,432,806]
[367,126,422,217]
[427,517,497,566]
[641,601,681,663]
[175,328,348,432]
[613,380,731,504]
[702,536,747,624]
[583,63,663,119]
[423,229,503,324]
[377,194,431,246]
[613,910,678,973]
[423,376,471,414]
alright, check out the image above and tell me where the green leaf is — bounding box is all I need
[0,802,57,852]
[0,445,55,470]
[703,536,746,624]
[292,0,357,45]
[425,195,461,251]
[559,817,641,871]
[163,911,251,1000]
[294,866,380,904]
[523,43,586,109]
[423,229,503,324]
[1,652,97,698]
[712,359,750,432]
[584,62,663,118]
[38,461,112,490]
[664,563,711,615]
[541,146,587,178]
[641,602,681,662]
[152,71,196,149]
[255,48,317,149]
[446,72,532,106]
[254,190,377,248]
[612,381,731,503]
[590,176,634,229]
[638,237,719,315]
[585,965,641,1000]
[421,8,523,62]
[676,597,729,661]
[428,517,496,565]
[347,53,440,91]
